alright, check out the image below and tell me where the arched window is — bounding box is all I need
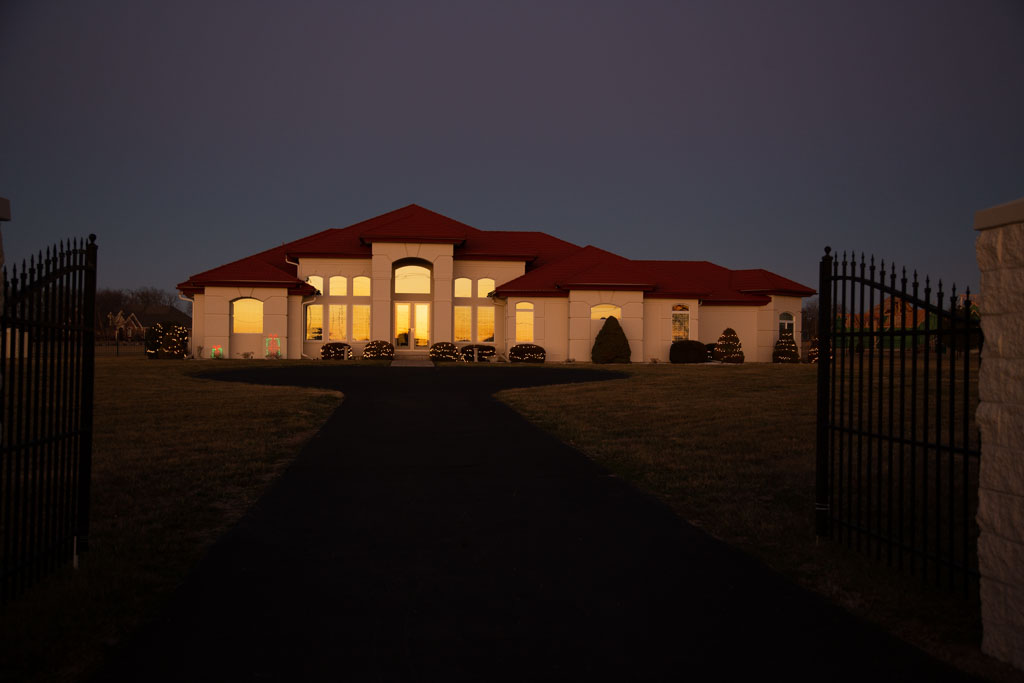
[515,302,534,342]
[590,304,621,320]
[353,276,371,297]
[394,264,431,294]
[477,278,495,298]
[329,276,347,296]
[232,298,263,334]
[454,277,473,298]
[779,312,795,336]
[672,304,689,342]
[306,275,323,293]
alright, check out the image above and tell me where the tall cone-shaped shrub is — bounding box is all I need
[712,327,744,363]
[772,332,800,363]
[591,316,631,363]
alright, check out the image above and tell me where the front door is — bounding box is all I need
[394,303,430,350]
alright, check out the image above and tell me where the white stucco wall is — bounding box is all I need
[195,286,289,359]
[974,196,1024,671]
[643,298,701,362]
[698,295,803,363]
[566,290,645,363]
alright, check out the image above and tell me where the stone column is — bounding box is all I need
[974,196,1024,672]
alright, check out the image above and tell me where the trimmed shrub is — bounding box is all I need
[591,316,631,364]
[509,343,545,363]
[807,337,819,363]
[460,344,496,362]
[321,342,353,360]
[705,343,717,362]
[670,340,708,364]
[772,332,800,363]
[145,322,189,359]
[429,341,459,362]
[361,340,395,360]
[712,328,745,363]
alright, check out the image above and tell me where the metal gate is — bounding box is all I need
[1,235,97,604]
[814,247,981,594]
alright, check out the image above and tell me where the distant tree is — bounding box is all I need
[801,297,819,339]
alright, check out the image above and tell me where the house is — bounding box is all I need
[177,205,814,362]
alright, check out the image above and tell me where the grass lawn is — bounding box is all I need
[498,362,1021,683]
[0,357,342,683]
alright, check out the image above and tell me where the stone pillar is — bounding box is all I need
[974,196,1024,672]
[433,255,453,343]
[370,251,392,342]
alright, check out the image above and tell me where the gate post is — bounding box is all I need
[815,247,833,537]
[76,235,97,553]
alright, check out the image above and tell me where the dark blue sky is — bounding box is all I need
[2,0,1022,299]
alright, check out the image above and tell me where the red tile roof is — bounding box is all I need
[178,204,815,304]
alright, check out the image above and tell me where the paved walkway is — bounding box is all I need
[95,365,972,681]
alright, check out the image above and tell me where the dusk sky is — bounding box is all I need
[2,0,1022,300]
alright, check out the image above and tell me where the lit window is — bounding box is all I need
[478,278,495,298]
[353,276,371,297]
[672,304,689,342]
[477,306,495,342]
[352,305,371,341]
[590,304,621,320]
[306,305,323,341]
[307,275,323,293]
[329,276,347,296]
[515,302,534,342]
[329,304,347,341]
[779,312,795,336]
[232,298,263,334]
[454,306,472,342]
[454,277,472,298]
[395,265,431,294]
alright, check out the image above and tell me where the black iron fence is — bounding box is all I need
[1,236,97,605]
[815,248,981,595]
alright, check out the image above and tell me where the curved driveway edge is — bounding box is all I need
[95,365,972,681]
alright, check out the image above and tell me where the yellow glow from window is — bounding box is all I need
[478,278,495,298]
[307,275,323,293]
[454,277,472,298]
[454,306,472,342]
[515,302,533,342]
[590,304,621,320]
[352,305,370,341]
[233,298,263,334]
[477,306,495,342]
[329,304,347,341]
[306,305,323,341]
[395,303,410,347]
[329,276,347,296]
[353,276,371,296]
[414,303,430,347]
[672,303,689,312]
[395,265,431,294]
[672,311,689,341]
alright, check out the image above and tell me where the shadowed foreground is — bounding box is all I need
[95,366,970,681]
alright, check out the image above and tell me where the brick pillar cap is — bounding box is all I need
[975,196,1024,231]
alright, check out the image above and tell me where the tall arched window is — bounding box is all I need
[779,312,795,336]
[590,304,621,320]
[515,302,534,342]
[478,278,495,298]
[232,298,263,334]
[353,276,371,297]
[394,264,431,294]
[454,277,472,298]
[307,275,323,293]
[672,304,689,342]
[329,276,347,296]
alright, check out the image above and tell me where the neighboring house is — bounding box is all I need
[177,204,814,362]
[102,305,191,340]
